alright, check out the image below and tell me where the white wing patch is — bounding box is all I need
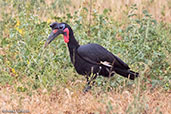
[100,61,112,67]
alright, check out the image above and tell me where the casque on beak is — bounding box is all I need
[44,29,64,48]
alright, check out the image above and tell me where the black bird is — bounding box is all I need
[45,22,139,92]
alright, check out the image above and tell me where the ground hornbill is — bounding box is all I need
[45,22,139,92]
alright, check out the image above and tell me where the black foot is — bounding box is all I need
[83,85,91,93]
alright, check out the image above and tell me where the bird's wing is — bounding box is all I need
[77,43,130,69]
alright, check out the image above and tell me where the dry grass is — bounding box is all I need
[0,82,170,114]
[3,0,169,22]
[46,0,171,22]
[0,0,170,114]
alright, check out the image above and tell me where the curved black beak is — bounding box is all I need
[44,29,64,48]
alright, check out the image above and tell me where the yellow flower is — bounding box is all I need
[12,68,16,74]
[27,60,30,65]
[39,41,44,45]
[6,61,10,65]
[15,19,24,35]
[16,27,24,35]
[47,19,51,24]
[18,29,23,34]
[16,20,20,26]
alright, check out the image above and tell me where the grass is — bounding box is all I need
[0,83,170,113]
[0,0,171,113]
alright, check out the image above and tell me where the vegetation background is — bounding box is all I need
[0,0,170,113]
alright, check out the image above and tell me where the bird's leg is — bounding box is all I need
[108,59,116,77]
[83,73,98,93]
[83,67,102,93]
[85,75,89,82]
[87,73,98,85]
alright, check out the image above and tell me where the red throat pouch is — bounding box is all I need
[63,28,69,43]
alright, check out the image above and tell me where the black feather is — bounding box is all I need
[47,22,139,92]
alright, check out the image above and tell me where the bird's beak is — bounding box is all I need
[44,29,64,48]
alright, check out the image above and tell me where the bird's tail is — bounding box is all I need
[114,68,139,80]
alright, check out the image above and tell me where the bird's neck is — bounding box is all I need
[67,33,80,63]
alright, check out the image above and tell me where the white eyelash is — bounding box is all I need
[60,24,65,29]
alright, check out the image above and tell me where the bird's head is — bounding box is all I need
[45,22,71,47]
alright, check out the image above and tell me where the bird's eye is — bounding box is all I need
[59,26,63,29]
[59,24,65,30]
